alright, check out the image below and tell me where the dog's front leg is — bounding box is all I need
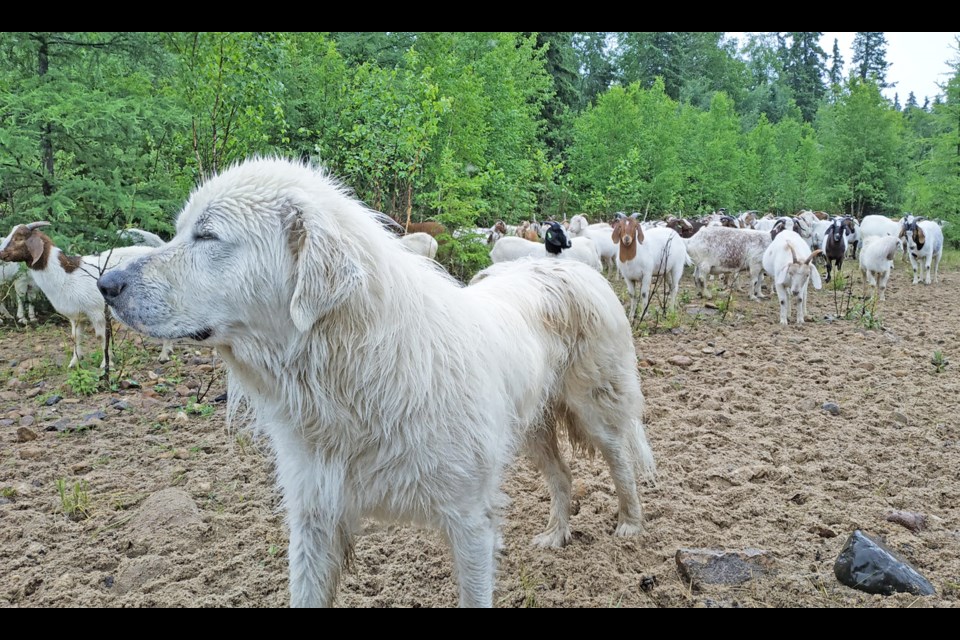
[276,449,353,608]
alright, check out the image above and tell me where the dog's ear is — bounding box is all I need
[287,207,364,332]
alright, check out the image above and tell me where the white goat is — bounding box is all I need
[399,231,439,260]
[684,226,772,300]
[567,214,617,273]
[0,262,37,325]
[762,230,822,325]
[901,219,944,285]
[858,235,899,300]
[117,227,165,248]
[490,224,602,272]
[489,236,543,263]
[0,222,173,367]
[612,216,688,320]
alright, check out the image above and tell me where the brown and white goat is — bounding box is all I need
[0,222,173,367]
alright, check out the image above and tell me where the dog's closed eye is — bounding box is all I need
[193,231,219,242]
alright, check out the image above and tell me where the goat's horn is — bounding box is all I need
[805,249,822,265]
[26,221,51,230]
[787,244,799,264]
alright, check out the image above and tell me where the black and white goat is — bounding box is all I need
[821,216,855,283]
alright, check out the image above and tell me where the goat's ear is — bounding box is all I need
[899,227,906,238]
[26,234,45,266]
[809,264,823,290]
[775,264,790,287]
[611,223,622,244]
[917,227,926,245]
[635,223,644,244]
[287,207,364,332]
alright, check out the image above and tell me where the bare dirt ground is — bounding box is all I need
[1,254,958,608]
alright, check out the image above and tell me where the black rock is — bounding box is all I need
[213,392,228,404]
[834,530,935,596]
[822,402,841,416]
[104,576,114,588]
[111,400,131,411]
[83,411,108,421]
[44,395,63,406]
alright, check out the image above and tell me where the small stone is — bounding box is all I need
[60,398,80,405]
[84,411,108,422]
[174,411,189,423]
[16,358,42,373]
[0,391,18,401]
[639,575,657,592]
[892,370,908,378]
[6,378,20,388]
[24,387,42,399]
[147,371,159,381]
[197,364,214,373]
[0,419,13,427]
[668,356,693,368]
[111,401,131,411]
[701,348,714,354]
[808,525,837,538]
[834,530,935,596]
[185,380,200,390]
[822,402,841,416]
[860,362,875,371]
[119,380,141,390]
[891,411,909,425]
[676,548,775,587]
[213,393,228,403]
[196,482,212,493]
[70,463,92,475]
[15,427,38,443]
[44,395,62,406]
[156,413,172,423]
[19,448,43,460]
[886,510,927,533]
[175,385,192,397]
[18,415,35,427]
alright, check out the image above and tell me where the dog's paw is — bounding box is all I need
[532,528,571,549]
[614,521,644,537]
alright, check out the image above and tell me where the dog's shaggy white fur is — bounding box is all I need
[98,157,656,608]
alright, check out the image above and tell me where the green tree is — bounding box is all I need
[781,32,826,122]
[816,77,904,216]
[828,38,844,87]
[572,32,616,110]
[851,32,891,89]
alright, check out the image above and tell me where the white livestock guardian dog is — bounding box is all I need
[97,157,656,608]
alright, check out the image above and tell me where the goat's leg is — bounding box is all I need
[158,340,174,363]
[68,319,82,368]
[92,318,107,369]
[923,256,932,285]
[625,279,638,321]
[776,283,789,325]
[878,270,890,300]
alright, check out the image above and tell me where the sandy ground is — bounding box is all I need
[1,254,958,608]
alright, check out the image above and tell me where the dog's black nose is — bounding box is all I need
[98,270,126,302]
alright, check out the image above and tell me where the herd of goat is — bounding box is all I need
[0,208,947,369]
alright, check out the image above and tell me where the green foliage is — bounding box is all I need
[56,477,91,521]
[931,350,948,374]
[185,399,215,417]
[67,365,101,396]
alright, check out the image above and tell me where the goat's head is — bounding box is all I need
[719,215,739,229]
[770,218,788,240]
[779,246,823,296]
[543,221,571,255]
[827,218,846,246]
[611,214,643,261]
[0,222,52,268]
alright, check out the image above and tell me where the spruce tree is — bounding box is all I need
[851,32,892,88]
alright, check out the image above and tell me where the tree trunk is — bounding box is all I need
[38,35,55,212]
